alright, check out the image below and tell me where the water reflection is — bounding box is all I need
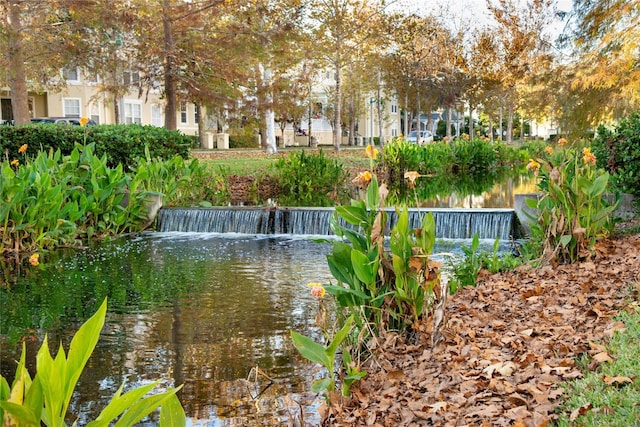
[1,234,335,426]
[0,230,519,425]
[419,174,538,208]
[388,169,538,208]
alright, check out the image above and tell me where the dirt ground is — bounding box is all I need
[322,228,640,426]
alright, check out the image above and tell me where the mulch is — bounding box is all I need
[323,232,640,426]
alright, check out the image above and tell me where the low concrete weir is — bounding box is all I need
[156,207,525,240]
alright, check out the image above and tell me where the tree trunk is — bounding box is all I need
[469,104,474,139]
[403,93,411,136]
[333,62,342,150]
[376,80,383,147]
[7,0,30,124]
[263,66,277,153]
[307,95,312,147]
[163,0,177,130]
[489,115,494,143]
[507,102,514,144]
[196,102,206,148]
[499,105,503,142]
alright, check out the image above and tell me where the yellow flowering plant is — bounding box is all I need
[292,148,442,403]
[526,141,619,264]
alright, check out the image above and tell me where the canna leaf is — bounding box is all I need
[290,331,332,368]
[159,394,186,427]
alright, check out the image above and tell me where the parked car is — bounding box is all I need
[30,117,97,126]
[405,130,433,144]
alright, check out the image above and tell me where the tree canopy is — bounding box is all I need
[1,0,638,143]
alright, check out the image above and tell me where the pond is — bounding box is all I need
[1,233,339,426]
[0,230,509,426]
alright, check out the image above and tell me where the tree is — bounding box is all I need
[308,0,394,150]
[381,14,450,138]
[0,0,111,124]
[486,0,554,143]
[558,0,640,127]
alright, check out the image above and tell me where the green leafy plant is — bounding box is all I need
[0,298,185,427]
[591,111,640,199]
[449,236,524,292]
[338,347,367,397]
[526,142,618,264]
[290,315,355,400]
[1,143,226,257]
[324,174,442,338]
[272,150,349,206]
[449,233,482,293]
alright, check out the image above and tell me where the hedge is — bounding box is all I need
[1,124,190,169]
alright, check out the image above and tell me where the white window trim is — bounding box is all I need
[123,99,143,124]
[151,104,163,127]
[64,67,81,84]
[180,101,188,125]
[63,98,82,117]
[89,102,101,124]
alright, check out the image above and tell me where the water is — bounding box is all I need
[0,232,512,426]
[1,233,337,426]
[157,208,522,240]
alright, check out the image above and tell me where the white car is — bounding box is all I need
[405,130,433,144]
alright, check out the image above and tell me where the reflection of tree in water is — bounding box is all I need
[0,236,331,425]
[212,367,321,425]
[387,168,536,208]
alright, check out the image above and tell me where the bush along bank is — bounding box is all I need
[1,143,228,261]
[1,123,191,170]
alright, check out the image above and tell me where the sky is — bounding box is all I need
[390,0,574,34]
[385,0,576,54]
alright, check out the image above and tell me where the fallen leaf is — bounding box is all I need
[570,403,593,421]
[592,351,614,364]
[603,375,634,386]
[483,361,516,378]
[429,401,447,413]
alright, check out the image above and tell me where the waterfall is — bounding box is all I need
[157,207,522,240]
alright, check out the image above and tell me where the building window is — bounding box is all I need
[392,128,398,137]
[391,103,398,114]
[123,100,142,124]
[180,101,188,124]
[63,67,80,82]
[123,69,140,85]
[63,98,81,117]
[90,102,100,124]
[151,104,163,127]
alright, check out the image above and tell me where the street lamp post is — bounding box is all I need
[369,96,375,145]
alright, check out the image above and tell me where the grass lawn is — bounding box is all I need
[555,306,640,426]
[191,146,371,176]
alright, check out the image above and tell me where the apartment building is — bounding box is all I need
[1,67,406,148]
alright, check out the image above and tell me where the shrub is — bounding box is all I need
[1,124,190,170]
[271,150,349,206]
[591,111,640,199]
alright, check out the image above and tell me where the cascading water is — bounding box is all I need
[156,207,523,240]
